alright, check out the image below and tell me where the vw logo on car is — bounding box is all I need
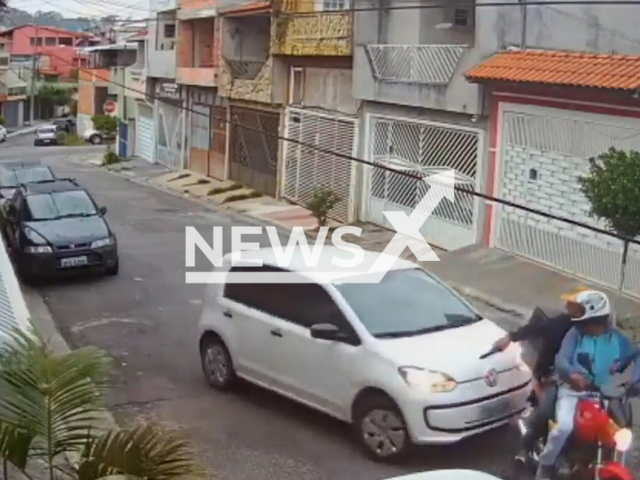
[484,368,498,387]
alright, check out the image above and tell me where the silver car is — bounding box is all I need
[34,126,58,146]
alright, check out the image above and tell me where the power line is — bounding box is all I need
[36,46,640,247]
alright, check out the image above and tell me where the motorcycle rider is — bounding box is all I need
[492,287,589,463]
[535,289,640,480]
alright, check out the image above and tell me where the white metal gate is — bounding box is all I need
[137,104,155,163]
[283,108,358,223]
[156,100,184,170]
[364,114,482,251]
[495,103,640,296]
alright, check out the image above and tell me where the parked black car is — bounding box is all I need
[52,117,76,134]
[3,178,119,282]
[0,162,55,201]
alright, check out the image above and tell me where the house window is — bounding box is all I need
[453,8,470,26]
[321,0,349,10]
[289,67,304,105]
[59,37,73,46]
[30,38,44,46]
[0,57,8,66]
[164,23,176,39]
[45,37,56,46]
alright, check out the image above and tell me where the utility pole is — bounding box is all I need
[519,0,527,49]
[28,24,38,125]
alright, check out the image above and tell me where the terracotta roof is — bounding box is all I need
[465,49,640,90]
[219,0,270,16]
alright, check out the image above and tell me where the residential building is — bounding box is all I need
[77,43,136,138]
[0,24,98,79]
[0,36,27,128]
[352,0,484,252]
[271,0,358,222]
[460,3,640,297]
[216,0,288,195]
[123,29,150,158]
[175,0,222,175]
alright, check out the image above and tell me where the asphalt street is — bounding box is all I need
[1,134,525,480]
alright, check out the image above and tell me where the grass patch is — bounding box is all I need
[183,178,211,187]
[222,190,263,204]
[101,149,121,166]
[57,132,85,146]
[207,183,244,196]
[168,173,190,182]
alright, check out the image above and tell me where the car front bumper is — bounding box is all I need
[18,244,118,278]
[398,373,531,445]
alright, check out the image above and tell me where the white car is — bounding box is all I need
[83,128,108,145]
[386,470,504,480]
[34,125,58,146]
[0,125,7,142]
[197,247,532,462]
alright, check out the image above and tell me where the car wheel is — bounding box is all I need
[89,134,102,145]
[353,392,412,462]
[105,259,119,276]
[200,334,236,390]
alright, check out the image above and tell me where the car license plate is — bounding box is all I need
[61,256,87,268]
[479,398,511,420]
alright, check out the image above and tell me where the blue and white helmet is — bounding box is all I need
[569,290,611,322]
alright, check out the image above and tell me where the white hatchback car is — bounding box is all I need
[385,470,504,480]
[197,247,531,462]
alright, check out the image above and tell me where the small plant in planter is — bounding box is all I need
[307,187,340,228]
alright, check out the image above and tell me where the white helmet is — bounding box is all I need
[568,290,611,322]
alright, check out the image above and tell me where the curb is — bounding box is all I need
[7,126,40,139]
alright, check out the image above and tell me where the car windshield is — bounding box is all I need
[333,268,481,338]
[38,127,56,135]
[26,190,97,220]
[0,168,54,187]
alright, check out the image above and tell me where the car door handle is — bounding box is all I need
[222,309,232,318]
[270,329,283,338]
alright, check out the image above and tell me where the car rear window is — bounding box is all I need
[0,167,54,187]
[26,190,97,220]
[38,127,56,134]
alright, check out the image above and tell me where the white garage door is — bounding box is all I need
[137,104,155,163]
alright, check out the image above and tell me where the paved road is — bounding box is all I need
[0,138,525,480]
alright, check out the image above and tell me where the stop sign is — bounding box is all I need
[104,101,116,114]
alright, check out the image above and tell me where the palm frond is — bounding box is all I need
[0,328,113,466]
[77,423,206,480]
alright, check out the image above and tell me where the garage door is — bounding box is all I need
[137,104,155,163]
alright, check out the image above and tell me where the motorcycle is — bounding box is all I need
[514,352,638,480]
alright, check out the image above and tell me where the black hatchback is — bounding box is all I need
[3,179,119,282]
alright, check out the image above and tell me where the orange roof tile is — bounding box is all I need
[465,50,640,90]
[219,0,270,15]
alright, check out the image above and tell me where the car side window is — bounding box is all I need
[223,265,354,333]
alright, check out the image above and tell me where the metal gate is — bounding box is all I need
[137,104,155,163]
[156,100,184,170]
[283,108,357,223]
[229,106,279,196]
[365,114,482,251]
[495,104,640,296]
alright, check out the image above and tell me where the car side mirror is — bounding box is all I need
[577,352,594,375]
[310,323,341,341]
[99,206,107,215]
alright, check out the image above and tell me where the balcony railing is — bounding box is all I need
[219,57,274,104]
[365,44,468,85]
[271,11,351,56]
[224,60,264,80]
[176,66,219,87]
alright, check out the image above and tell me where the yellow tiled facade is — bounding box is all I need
[218,57,274,104]
[270,0,352,56]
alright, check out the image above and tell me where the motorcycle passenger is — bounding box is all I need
[492,287,589,463]
[536,290,640,480]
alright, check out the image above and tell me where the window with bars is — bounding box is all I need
[453,9,470,26]
[164,23,176,38]
[321,0,349,10]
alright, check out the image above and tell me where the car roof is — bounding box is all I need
[223,246,418,282]
[21,179,83,195]
[37,125,57,130]
[384,470,504,480]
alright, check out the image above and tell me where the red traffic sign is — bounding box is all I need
[103,101,116,114]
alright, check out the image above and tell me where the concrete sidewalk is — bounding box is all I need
[95,162,640,333]
[7,120,48,138]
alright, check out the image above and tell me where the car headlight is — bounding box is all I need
[91,237,114,249]
[398,366,458,393]
[24,245,52,254]
[614,428,633,452]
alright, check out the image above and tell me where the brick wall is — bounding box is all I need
[177,21,193,68]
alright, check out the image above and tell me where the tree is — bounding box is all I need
[0,328,205,479]
[91,115,117,137]
[579,147,640,291]
[579,147,640,239]
[38,85,72,107]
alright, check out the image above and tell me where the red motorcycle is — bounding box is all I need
[517,352,637,480]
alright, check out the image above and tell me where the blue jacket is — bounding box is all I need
[555,325,640,388]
